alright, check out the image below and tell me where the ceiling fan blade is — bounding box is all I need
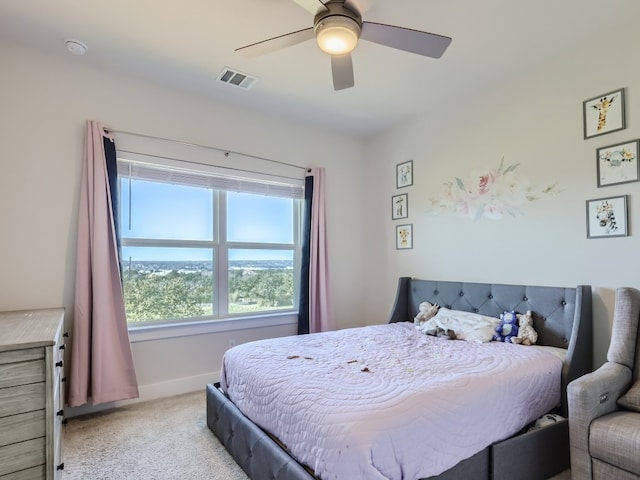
[331,53,354,91]
[360,22,452,58]
[344,0,373,14]
[235,27,315,58]
[292,0,329,15]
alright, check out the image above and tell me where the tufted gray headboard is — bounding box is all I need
[388,278,593,416]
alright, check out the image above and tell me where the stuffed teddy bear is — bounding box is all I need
[414,301,439,327]
[511,310,538,345]
[493,311,519,342]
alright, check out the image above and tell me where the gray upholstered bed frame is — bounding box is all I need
[207,278,593,480]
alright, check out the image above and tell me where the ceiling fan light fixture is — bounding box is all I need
[315,16,360,55]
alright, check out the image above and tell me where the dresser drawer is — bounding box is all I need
[0,349,44,366]
[0,465,45,480]
[0,410,45,448]
[0,437,45,476]
[53,369,64,478]
[0,360,45,389]
[0,384,46,418]
[54,426,63,479]
[53,331,65,367]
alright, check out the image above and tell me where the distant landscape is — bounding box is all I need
[120,259,295,322]
[121,259,293,274]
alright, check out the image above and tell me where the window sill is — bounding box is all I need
[128,312,298,343]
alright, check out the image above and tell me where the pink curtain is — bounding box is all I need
[307,167,335,333]
[68,121,139,407]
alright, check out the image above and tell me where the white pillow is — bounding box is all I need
[419,308,501,343]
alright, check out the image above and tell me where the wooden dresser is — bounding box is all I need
[0,308,66,479]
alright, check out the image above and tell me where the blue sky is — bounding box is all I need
[120,179,295,262]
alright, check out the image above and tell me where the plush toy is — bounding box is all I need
[511,310,538,345]
[424,326,457,340]
[414,303,456,340]
[414,301,439,327]
[493,311,519,342]
[527,413,564,431]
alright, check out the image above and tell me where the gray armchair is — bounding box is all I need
[568,287,640,479]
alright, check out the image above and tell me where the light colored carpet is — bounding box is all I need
[63,391,249,480]
[64,390,572,480]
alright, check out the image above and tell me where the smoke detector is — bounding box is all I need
[65,39,88,55]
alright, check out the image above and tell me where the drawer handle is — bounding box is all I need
[56,361,63,367]
[57,409,64,417]
[57,463,65,471]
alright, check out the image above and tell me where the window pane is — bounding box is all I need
[121,178,213,241]
[121,247,214,323]
[228,249,294,314]
[227,192,293,243]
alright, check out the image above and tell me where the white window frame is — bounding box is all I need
[115,151,304,342]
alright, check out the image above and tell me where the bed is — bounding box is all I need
[206,277,592,480]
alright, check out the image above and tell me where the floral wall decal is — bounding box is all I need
[427,158,559,220]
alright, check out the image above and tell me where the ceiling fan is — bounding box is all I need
[235,0,452,91]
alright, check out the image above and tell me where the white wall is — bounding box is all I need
[364,27,640,368]
[2,24,638,413]
[0,41,369,412]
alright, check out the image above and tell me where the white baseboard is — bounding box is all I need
[66,370,220,418]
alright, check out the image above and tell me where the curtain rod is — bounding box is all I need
[117,149,304,184]
[106,128,308,172]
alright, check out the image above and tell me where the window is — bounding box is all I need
[117,155,303,327]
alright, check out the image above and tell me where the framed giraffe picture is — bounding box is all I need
[396,224,413,249]
[583,88,626,139]
[586,195,628,239]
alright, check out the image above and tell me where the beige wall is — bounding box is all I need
[364,27,640,368]
[0,41,368,412]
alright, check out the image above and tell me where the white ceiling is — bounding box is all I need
[1,0,638,138]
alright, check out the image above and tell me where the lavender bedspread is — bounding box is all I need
[220,323,563,480]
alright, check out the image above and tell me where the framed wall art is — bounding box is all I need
[396,160,413,188]
[597,139,639,187]
[396,224,413,249]
[392,193,408,220]
[586,195,628,239]
[583,88,625,139]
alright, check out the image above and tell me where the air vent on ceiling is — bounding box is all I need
[217,67,258,90]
